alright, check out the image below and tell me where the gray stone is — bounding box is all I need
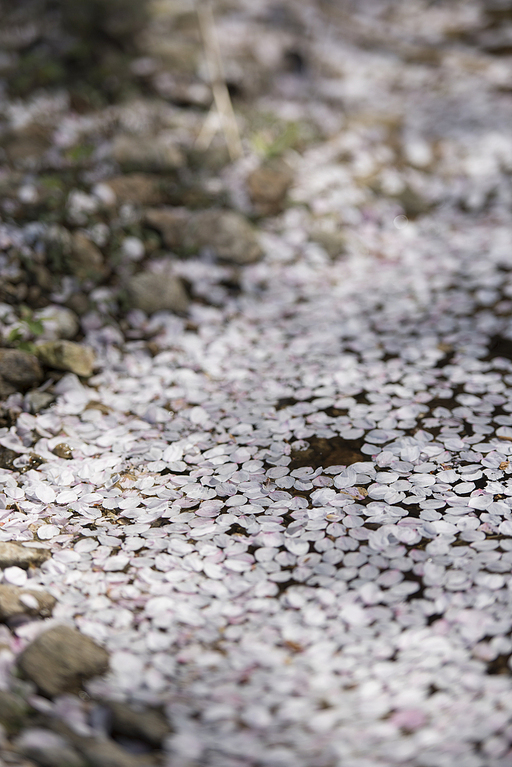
[144,207,188,250]
[70,232,108,283]
[35,306,79,341]
[145,207,263,264]
[73,736,143,767]
[247,157,293,216]
[112,133,184,173]
[107,700,170,747]
[65,293,90,317]
[105,174,164,206]
[43,225,73,272]
[0,690,31,734]
[35,341,95,377]
[0,584,56,621]
[310,229,347,259]
[195,210,263,264]
[14,728,85,767]
[30,263,54,292]
[5,123,52,167]
[0,349,43,392]
[0,541,51,569]
[126,270,189,314]
[17,625,109,697]
[61,0,148,45]
[0,376,16,399]
[0,446,17,470]
[24,390,55,414]
[395,185,432,218]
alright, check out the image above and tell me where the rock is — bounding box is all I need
[0,349,43,392]
[72,735,143,767]
[310,229,347,259]
[126,269,189,314]
[70,232,108,283]
[30,263,54,293]
[195,210,263,264]
[104,174,164,206]
[0,690,31,734]
[149,39,200,76]
[17,625,109,697]
[0,447,19,470]
[160,178,226,209]
[0,541,51,569]
[34,305,80,341]
[65,293,90,317]
[36,341,95,377]
[145,208,263,264]
[395,185,432,218]
[53,443,73,459]
[42,225,73,273]
[13,728,85,767]
[107,700,170,747]
[112,133,184,173]
[187,142,231,172]
[247,157,293,215]
[24,390,55,414]
[0,584,56,621]
[153,72,212,108]
[0,377,16,399]
[144,207,188,250]
[60,0,148,47]
[5,123,52,167]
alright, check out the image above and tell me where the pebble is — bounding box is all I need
[247,157,293,216]
[34,305,80,341]
[35,341,95,377]
[13,728,86,767]
[112,132,184,173]
[0,584,55,620]
[310,228,347,259]
[145,207,262,263]
[17,625,109,698]
[60,0,148,43]
[0,349,43,392]
[126,269,189,314]
[103,174,164,206]
[395,185,433,219]
[69,732,147,767]
[0,690,31,735]
[144,207,189,250]
[106,700,170,747]
[0,542,51,569]
[24,390,56,414]
[52,443,73,459]
[70,232,109,284]
[5,123,51,167]
[197,210,263,264]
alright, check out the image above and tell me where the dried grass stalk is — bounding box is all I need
[196,0,243,161]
